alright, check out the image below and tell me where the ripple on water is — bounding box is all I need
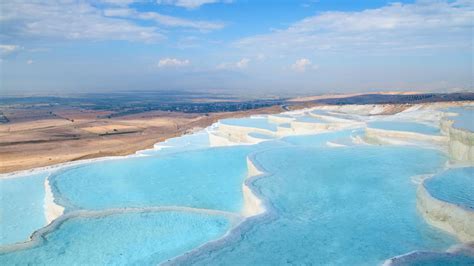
[424,167,474,210]
[50,146,254,212]
[0,211,231,264]
[0,172,48,245]
[183,144,456,265]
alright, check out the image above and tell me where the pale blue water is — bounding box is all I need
[51,147,253,212]
[184,144,457,265]
[248,132,275,139]
[445,107,474,132]
[0,211,230,264]
[424,167,474,210]
[0,172,48,245]
[295,116,325,123]
[368,121,440,135]
[270,114,294,120]
[282,129,357,147]
[221,117,277,131]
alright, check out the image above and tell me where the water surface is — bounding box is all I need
[424,167,474,210]
[0,172,48,245]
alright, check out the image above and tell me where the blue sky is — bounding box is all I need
[0,0,472,95]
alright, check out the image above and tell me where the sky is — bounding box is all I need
[0,0,473,95]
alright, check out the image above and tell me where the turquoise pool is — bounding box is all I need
[50,147,253,212]
[0,172,48,245]
[176,141,457,265]
[445,107,474,132]
[424,167,474,210]
[221,117,277,131]
[0,211,230,264]
[294,116,326,123]
[248,132,275,139]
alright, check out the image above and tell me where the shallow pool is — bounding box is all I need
[445,107,474,132]
[0,211,230,264]
[248,132,275,140]
[0,172,48,245]
[183,144,456,265]
[294,116,326,123]
[424,167,474,210]
[51,147,253,212]
[221,117,277,131]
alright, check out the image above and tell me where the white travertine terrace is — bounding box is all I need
[267,114,294,124]
[417,184,474,243]
[211,123,275,146]
[284,120,330,135]
[313,104,388,115]
[441,117,474,163]
[308,112,356,124]
[209,109,366,147]
[44,178,64,225]
[208,131,241,147]
[241,157,265,217]
[364,127,448,145]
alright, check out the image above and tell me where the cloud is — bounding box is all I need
[27,59,33,65]
[236,58,250,68]
[217,58,250,69]
[1,0,225,46]
[291,58,312,72]
[156,0,232,9]
[235,0,474,54]
[103,8,135,17]
[0,45,21,56]
[102,7,225,31]
[134,11,224,31]
[0,1,164,43]
[100,0,136,6]
[158,58,190,67]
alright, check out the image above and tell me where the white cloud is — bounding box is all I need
[156,0,232,9]
[0,1,163,43]
[135,11,224,31]
[0,45,21,56]
[236,58,250,68]
[235,1,474,54]
[1,0,225,46]
[291,58,312,72]
[102,6,224,31]
[103,8,135,17]
[218,58,250,69]
[256,53,265,60]
[158,58,190,68]
[100,0,136,6]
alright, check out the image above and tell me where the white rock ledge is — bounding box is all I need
[241,157,265,217]
[416,183,474,243]
[44,178,65,225]
[444,122,474,163]
[364,127,447,146]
